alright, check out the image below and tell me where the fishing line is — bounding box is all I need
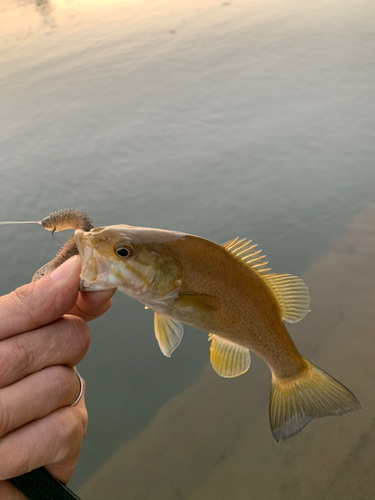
[0,221,41,225]
[0,220,67,245]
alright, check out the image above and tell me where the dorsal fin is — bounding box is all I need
[263,273,310,323]
[222,237,271,274]
[223,237,310,323]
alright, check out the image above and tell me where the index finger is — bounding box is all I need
[0,257,80,341]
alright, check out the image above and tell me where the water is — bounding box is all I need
[1,0,375,497]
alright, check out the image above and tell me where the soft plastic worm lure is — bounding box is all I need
[0,208,94,281]
[32,209,94,281]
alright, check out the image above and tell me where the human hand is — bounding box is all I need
[0,256,115,498]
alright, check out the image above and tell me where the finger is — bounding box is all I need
[68,288,116,322]
[45,394,87,484]
[0,316,90,389]
[0,257,81,341]
[0,402,87,483]
[0,481,27,499]
[0,366,83,439]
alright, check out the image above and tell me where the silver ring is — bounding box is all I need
[70,369,84,407]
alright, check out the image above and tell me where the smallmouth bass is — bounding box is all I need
[74,225,360,441]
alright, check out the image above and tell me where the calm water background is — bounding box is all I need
[1,0,375,496]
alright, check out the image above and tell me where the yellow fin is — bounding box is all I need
[270,361,360,441]
[154,313,184,357]
[209,334,251,378]
[223,237,310,323]
[264,273,310,323]
[223,237,271,274]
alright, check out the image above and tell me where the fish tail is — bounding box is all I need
[269,360,360,441]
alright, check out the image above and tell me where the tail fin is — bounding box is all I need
[270,361,360,441]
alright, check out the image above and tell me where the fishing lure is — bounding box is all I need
[0,208,94,280]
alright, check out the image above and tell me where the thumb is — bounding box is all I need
[0,257,81,341]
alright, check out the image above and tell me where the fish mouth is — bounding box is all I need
[74,229,115,291]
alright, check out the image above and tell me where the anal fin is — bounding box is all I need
[209,334,251,378]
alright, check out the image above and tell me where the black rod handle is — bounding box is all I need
[8,467,82,500]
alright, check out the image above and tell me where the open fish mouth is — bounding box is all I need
[74,229,114,291]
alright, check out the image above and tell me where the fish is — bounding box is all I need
[74,224,360,441]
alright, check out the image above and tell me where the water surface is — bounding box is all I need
[1,0,375,496]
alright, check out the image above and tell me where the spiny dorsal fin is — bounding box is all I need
[223,237,310,323]
[209,333,251,378]
[223,237,271,274]
[154,312,184,357]
[263,273,310,323]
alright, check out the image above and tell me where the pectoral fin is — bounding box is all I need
[176,293,218,313]
[209,334,251,378]
[154,313,184,357]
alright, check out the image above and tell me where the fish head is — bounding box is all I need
[74,225,184,303]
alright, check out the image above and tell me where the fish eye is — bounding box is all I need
[114,244,134,259]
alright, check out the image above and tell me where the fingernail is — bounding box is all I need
[51,256,79,281]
